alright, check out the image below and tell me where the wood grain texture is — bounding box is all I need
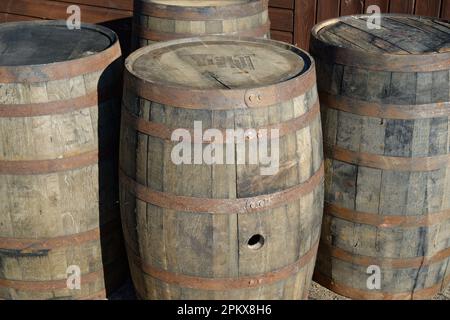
[269,7,294,31]
[0,0,133,56]
[271,29,293,43]
[270,0,295,9]
[294,0,317,48]
[1,0,449,52]
[133,0,270,48]
[389,0,415,13]
[0,21,127,300]
[415,0,442,16]
[442,0,450,18]
[317,0,341,22]
[55,0,133,11]
[364,0,390,12]
[313,14,450,299]
[119,38,323,300]
[340,0,364,15]
[0,0,131,22]
[272,0,450,48]
[316,16,450,54]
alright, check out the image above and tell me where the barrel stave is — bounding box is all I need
[313,14,450,299]
[0,21,127,300]
[133,0,270,47]
[119,37,323,299]
[119,93,323,295]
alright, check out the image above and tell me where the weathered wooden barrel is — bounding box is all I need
[120,36,323,299]
[0,21,128,300]
[132,0,270,48]
[311,14,450,300]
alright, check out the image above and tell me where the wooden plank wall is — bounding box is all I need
[270,0,450,49]
[0,0,133,55]
[0,0,449,54]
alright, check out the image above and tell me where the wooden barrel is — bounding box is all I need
[311,14,450,300]
[0,21,128,300]
[120,36,323,299]
[132,0,270,48]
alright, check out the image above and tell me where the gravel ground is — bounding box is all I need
[109,279,450,300]
[309,281,450,300]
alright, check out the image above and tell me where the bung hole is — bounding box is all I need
[247,234,264,250]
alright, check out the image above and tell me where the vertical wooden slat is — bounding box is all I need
[294,0,317,50]
[414,0,442,16]
[440,0,450,17]
[340,0,364,15]
[317,0,341,22]
[364,0,390,12]
[312,14,450,300]
[269,7,295,32]
[389,0,416,13]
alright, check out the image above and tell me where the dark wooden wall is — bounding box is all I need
[0,0,449,53]
[270,0,450,49]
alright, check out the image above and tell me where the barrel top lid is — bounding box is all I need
[315,15,450,55]
[127,37,309,90]
[0,21,116,66]
[148,0,246,7]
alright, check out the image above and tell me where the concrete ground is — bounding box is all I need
[110,280,450,300]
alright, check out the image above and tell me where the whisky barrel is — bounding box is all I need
[120,36,323,299]
[132,0,270,48]
[0,21,128,300]
[311,14,450,299]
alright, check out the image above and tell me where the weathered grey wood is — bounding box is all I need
[0,21,127,300]
[318,15,450,54]
[313,14,450,299]
[0,22,114,66]
[326,22,394,53]
[133,0,270,48]
[120,37,323,300]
